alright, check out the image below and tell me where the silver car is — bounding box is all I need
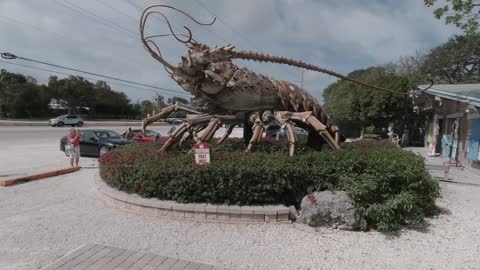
[266,125,309,141]
[275,127,309,141]
[48,115,84,127]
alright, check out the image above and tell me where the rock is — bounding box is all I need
[297,190,360,230]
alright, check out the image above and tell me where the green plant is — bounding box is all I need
[99,139,439,231]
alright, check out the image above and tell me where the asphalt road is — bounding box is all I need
[0,125,242,180]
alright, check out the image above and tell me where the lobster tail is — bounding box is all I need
[230,50,408,96]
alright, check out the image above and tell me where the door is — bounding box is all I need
[79,130,99,156]
[65,115,78,125]
[469,119,480,161]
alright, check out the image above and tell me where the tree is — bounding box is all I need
[0,70,28,118]
[47,76,97,114]
[419,33,480,83]
[166,96,189,118]
[0,69,146,119]
[167,96,189,105]
[387,33,480,84]
[424,0,480,35]
[323,67,411,137]
[140,100,155,118]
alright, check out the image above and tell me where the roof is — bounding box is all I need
[417,84,480,107]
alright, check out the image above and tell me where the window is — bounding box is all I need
[66,115,78,119]
[80,131,95,141]
[92,130,121,139]
[145,131,157,137]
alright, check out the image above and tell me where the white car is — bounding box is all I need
[48,115,84,127]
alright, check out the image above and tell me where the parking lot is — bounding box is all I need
[0,125,242,180]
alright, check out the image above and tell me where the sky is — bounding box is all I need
[0,0,459,103]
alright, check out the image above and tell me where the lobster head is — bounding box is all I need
[140,5,225,94]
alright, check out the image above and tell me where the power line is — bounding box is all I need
[0,15,70,40]
[59,0,179,57]
[193,0,259,49]
[0,60,191,97]
[97,0,138,23]
[54,0,138,39]
[126,0,212,45]
[1,5,148,68]
[0,52,190,97]
[159,0,231,45]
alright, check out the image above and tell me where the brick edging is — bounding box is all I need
[94,172,291,223]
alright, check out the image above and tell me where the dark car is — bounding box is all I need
[121,129,160,143]
[265,124,282,138]
[60,129,132,157]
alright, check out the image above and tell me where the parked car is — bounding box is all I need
[166,118,184,125]
[265,124,309,141]
[265,124,282,138]
[121,129,160,143]
[60,129,131,157]
[276,127,309,141]
[49,115,84,127]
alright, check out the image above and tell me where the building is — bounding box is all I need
[417,84,480,169]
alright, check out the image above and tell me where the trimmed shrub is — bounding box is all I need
[99,140,439,231]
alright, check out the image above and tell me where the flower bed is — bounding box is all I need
[99,139,439,231]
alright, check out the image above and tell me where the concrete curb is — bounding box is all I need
[0,167,81,186]
[94,172,292,224]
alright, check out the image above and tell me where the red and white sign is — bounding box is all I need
[193,143,210,165]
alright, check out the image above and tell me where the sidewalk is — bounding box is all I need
[0,119,167,127]
[406,147,480,186]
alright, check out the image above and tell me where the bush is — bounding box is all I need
[99,139,439,231]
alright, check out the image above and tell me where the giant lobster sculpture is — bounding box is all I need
[140,5,410,156]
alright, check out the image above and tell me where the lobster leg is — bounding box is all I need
[276,111,341,150]
[331,125,341,144]
[141,102,204,133]
[272,112,297,156]
[193,117,222,143]
[306,116,341,150]
[217,124,235,144]
[246,113,264,153]
[162,114,243,151]
[160,122,189,151]
[284,121,297,157]
[179,125,207,150]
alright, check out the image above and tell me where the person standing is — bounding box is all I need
[67,128,80,167]
[125,127,135,140]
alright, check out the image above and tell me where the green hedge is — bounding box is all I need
[99,140,439,231]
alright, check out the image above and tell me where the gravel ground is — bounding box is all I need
[1,127,480,270]
[1,169,480,270]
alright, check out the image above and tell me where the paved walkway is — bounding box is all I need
[406,147,480,185]
[41,243,229,270]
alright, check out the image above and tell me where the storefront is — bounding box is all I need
[417,84,480,170]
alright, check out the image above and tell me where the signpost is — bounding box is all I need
[193,143,210,165]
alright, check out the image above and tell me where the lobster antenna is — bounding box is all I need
[140,4,216,71]
[229,50,434,96]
